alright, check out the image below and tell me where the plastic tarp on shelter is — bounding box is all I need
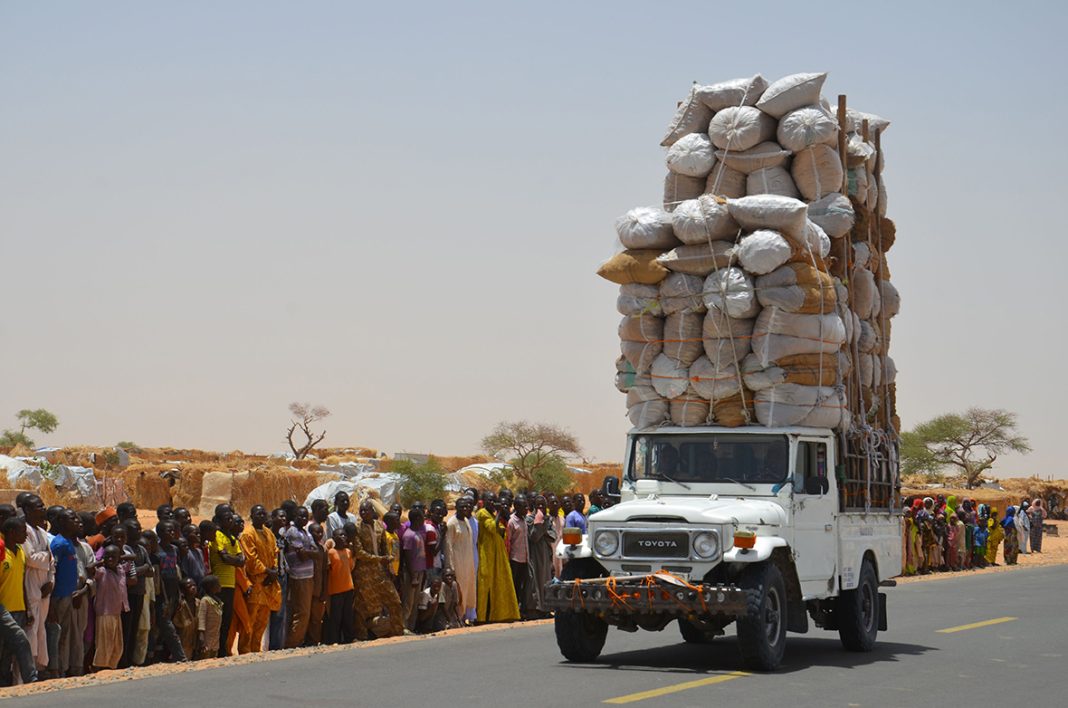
[0,455,43,488]
[304,475,400,510]
[317,462,378,478]
[49,465,99,500]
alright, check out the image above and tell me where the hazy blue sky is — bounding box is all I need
[2,2,1065,478]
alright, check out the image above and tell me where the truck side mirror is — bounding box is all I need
[804,476,829,496]
[602,475,621,505]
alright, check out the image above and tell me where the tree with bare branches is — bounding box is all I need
[901,407,1031,489]
[286,402,331,459]
[480,421,582,490]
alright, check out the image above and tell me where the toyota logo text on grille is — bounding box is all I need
[638,540,678,548]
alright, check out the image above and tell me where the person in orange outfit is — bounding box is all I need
[238,505,281,654]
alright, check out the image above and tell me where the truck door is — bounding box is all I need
[791,438,837,589]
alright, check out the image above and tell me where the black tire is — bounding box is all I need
[678,618,713,644]
[554,559,609,663]
[837,559,879,652]
[736,563,787,671]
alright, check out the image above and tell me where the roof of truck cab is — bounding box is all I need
[627,425,836,437]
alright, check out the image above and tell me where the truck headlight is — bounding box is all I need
[593,530,619,557]
[692,531,720,559]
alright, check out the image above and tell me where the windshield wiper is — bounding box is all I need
[655,471,691,490]
[720,476,756,491]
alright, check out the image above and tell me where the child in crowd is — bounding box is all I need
[383,512,401,585]
[173,577,199,661]
[93,545,129,670]
[307,522,329,646]
[325,528,355,644]
[196,576,224,660]
[440,568,464,629]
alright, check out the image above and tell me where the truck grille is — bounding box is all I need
[621,531,689,559]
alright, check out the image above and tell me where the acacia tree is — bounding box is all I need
[0,408,59,448]
[480,421,582,490]
[286,402,330,459]
[901,408,1031,488]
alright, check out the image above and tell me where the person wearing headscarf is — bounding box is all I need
[946,514,961,571]
[984,509,1004,565]
[1029,498,1046,552]
[902,508,917,576]
[1001,507,1019,565]
[1016,500,1031,554]
[972,513,989,568]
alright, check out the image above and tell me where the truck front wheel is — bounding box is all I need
[837,559,879,652]
[554,559,608,663]
[736,563,787,671]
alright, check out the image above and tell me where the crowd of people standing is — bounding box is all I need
[0,486,610,685]
[902,494,1049,575]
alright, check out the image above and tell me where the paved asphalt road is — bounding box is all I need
[13,565,1066,707]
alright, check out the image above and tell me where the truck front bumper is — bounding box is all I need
[543,573,749,617]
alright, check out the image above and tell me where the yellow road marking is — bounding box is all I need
[936,616,1017,634]
[604,671,750,704]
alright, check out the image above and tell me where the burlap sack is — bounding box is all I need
[629,398,669,428]
[753,384,846,429]
[736,230,793,275]
[619,315,664,372]
[660,273,706,315]
[756,72,827,119]
[651,353,691,399]
[621,340,661,374]
[664,172,705,210]
[727,195,808,241]
[598,250,670,285]
[690,355,743,401]
[626,383,660,407]
[742,352,839,391]
[662,85,715,147]
[747,166,800,198]
[666,132,716,178]
[792,144,843,201]
[777,105,838,152]
[703,267,760,318]
[704,162,747,198]
[880,280,900,318]
[670,386,711,427]
[716,142,791,175]
[711,392,754,427]
[696,75,768,111]
[755,263,837,314]
[615,207,678,250]
[662,312,704,366]
[617,283,662,317]
[807,192,854,239]
[751,308,846,365]
[657,241,734,276]
[671,195,739,244]
[708,106,776,152]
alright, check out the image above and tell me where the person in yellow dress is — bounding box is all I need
[475,494,518,623]
[985,510,1005,565]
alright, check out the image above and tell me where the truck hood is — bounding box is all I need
[590,496,786,527]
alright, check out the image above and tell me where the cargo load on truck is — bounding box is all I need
[601,71,899,513]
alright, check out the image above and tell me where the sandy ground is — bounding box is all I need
[2,522,1062,699]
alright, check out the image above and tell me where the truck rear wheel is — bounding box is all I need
[736,563,787,671]
[837,559,879,652]
[554,559,608,663]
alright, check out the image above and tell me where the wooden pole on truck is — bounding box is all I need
[834,95,859,508]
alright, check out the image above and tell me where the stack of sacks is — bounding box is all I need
[601,72,901,433]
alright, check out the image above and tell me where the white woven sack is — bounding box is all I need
[882,356,897,385]
[696,75,768,111]
[664,172,705,211]
[662,312,704,366]
[756,72,828,119]
[857,320,878,354]
[671,196,739,244]
[661,85,714,147]
[851,266,880,320]
[621,340,662,374]
[703,337,752,369]
[666,133,716,178]
[846,108,890,136]
[651,353,691,399]
[690,356,742,401]
[807,193,854,238]
[846,133,876,167]
[670,386,711,427]
[727,195,808,241]
[628,398,669,428]
[755,264,835,313]
[735,230,792,275]
[615,207,678,250]
[626,383,660,408]
[751,308,846,365]
[702,267,760,319]
[754,384,846,429]
[849,166,868,206]
[791,144,843,201]
[747,166,800,198]
[660,273,706,315]
[804,221,831,259]
[708,106,776,152]
[705,163,747,198]
[777,105,838,152]
[657,241,734,277]
[716,142,791,175]
[880,280,900,318]
[617,283,662,317]
[703,308,756,340]
[619,314,663,343]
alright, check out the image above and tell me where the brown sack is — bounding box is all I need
[598,250,670,285]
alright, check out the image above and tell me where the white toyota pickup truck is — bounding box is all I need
[544,426,901,671]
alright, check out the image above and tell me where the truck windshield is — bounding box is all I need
[631,434,789,485]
